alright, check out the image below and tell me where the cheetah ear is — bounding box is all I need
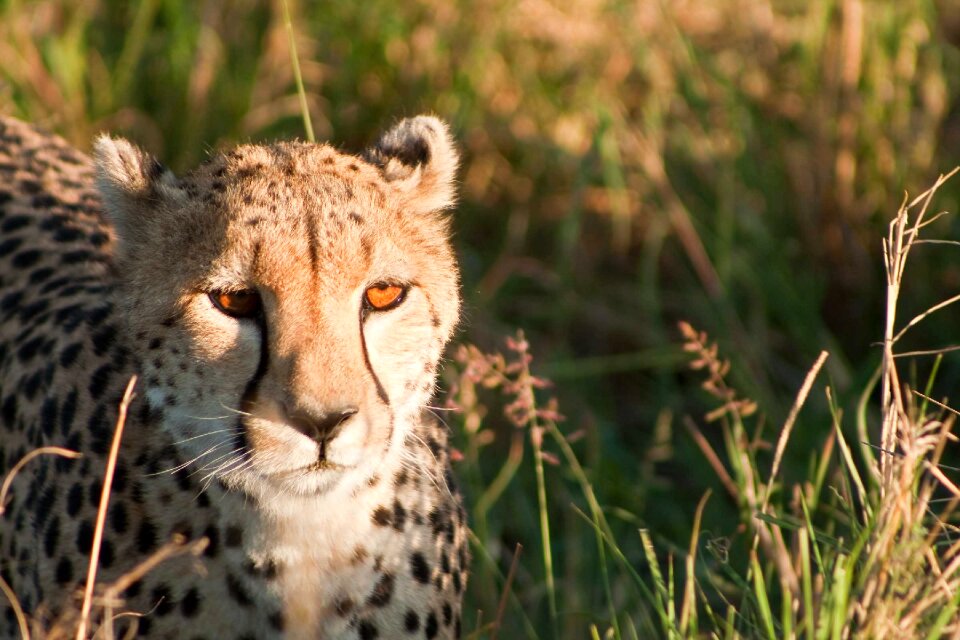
[93,135,182,245]
[363,115,459,214]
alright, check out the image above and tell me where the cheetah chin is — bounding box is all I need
[0,115,469,639]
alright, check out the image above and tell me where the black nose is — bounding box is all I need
[286,405,358,446]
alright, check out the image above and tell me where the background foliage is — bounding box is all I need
[5,0,960,636]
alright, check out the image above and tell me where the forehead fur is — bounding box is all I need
[95,115,459,268]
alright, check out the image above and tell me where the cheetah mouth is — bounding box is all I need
[307,459,349,472]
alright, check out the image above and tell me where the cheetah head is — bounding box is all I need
[93,117,460,501]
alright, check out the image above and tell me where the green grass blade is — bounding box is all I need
[281,0,314,142]
[749,554,777,640]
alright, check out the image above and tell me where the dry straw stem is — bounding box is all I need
[749,349,829,597]
[881,166,960,490]
[76,376,138,640]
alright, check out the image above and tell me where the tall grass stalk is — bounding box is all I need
[281,0,314,142]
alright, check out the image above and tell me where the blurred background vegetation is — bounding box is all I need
[5,0,960,636]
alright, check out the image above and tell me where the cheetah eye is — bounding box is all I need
[364,284,406,311]
[210,289,262,318]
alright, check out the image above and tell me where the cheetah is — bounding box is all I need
[0,114,468,638]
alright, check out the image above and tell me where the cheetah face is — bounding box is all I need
[94,117,460,499]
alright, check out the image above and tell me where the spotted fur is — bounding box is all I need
[0,115,468,638]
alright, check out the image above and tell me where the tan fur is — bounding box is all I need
[0,115,468,639]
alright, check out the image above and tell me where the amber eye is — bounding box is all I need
[364,284,406,311]
[210,289,262,318]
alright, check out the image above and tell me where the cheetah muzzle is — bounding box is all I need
[0,115,468,639]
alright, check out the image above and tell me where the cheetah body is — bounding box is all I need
[0,115,467,639]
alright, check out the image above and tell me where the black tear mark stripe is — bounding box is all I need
[358,308,390,406]
[238,244,271,455]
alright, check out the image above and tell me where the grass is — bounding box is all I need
[4,0,960,637]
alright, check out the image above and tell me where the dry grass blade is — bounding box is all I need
[489,543,522,640]
[0,447,81,515]
[682,416,738,499]
[0,573,29,640]
[760,349,829,516]
[882,167,959,487]
[76,375,138,640]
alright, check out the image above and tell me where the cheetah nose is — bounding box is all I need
[285,404,358,446]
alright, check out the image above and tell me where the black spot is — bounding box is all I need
[335,597,354,616]
[180,587,200,617]
[152,585,175,615]
[358,620,379,640]
[31,194,58,208]
[88,477,103,507]
[76,519,94,553]
[453,570,463,594]
[224,525,243,548]
[66,483,83,517]
[372,506,392,527]
[88,405,111,455]
[351,545,369,565]
[425,611,439,639]
[172,467,192,491]
[16,336,44,363]
[91,325,116,356]
[367,573,395,607]
[55,557,73,585]
[268,611,284,631]
[136,519,157,553]
[1,394,16,426]
[86,304,112,326]
[40,396,58,437]
[61,249,93,264]
[225,573,253,607]
[405,610,420,632]
[88,363,113,398]
[113,460,128,492]
[392,499,407,531]
[442,602,452,626]
[28,266,55,284]
[101,539,115,568]
[0,237,23,257]
[410,552,430,584]
[89,231,109,247]
[111,501,128,534]
[126,578,142,598]
[426,436,442,458]
[0,215,29,232]
[53,226,85,243]
[11,249,42,268]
